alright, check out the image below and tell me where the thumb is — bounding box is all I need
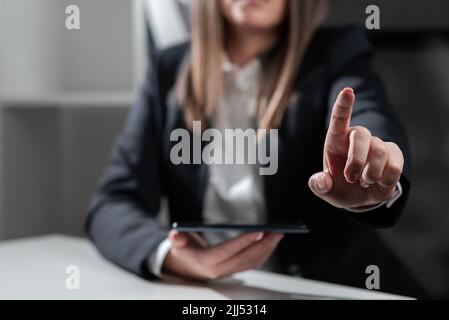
[169,230,207,249]
[308,172,334,198]
[169,230,189,248]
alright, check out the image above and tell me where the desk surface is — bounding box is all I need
[0,235,411,300]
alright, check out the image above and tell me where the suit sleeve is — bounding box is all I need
[85,55,168,279]
[326,27,411,228]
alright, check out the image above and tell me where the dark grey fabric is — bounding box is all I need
[86,26,427,298]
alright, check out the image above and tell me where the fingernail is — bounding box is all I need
[316,174,328,191]
[347,173,359,183]
[253,232,264,242]
[360,181,370,189]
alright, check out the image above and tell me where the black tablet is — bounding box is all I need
[171,222,310,234]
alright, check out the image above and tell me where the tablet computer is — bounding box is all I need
[171,222,310,234]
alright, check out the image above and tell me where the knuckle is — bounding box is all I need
[332,112,345,122]
[386,141,401,152]
[348,157,365,170]
[387,164,403,180]
[371,143,387,158]
[386,142,404,160]
[365,169,380,182]
[352,126,372,139]
[335,97,351,109]
[381,172,401,188]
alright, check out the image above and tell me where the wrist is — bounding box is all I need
[345,182,402,213]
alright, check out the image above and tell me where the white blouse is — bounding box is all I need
[148,56,271,276]
[202,55,266,246]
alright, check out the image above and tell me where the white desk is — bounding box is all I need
[0,235,411,300]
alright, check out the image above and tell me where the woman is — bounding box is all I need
[87,0,425,297]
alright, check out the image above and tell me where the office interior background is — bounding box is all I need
[0,0,448,298]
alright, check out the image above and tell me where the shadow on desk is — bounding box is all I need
[161,277,339,300]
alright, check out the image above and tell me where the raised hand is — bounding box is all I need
[308,88,404,210]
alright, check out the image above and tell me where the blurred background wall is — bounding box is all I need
[375,41,449,298]
[0,0,138,239]
[0,0,448,298]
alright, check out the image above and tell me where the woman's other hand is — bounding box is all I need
[161,230,283,281]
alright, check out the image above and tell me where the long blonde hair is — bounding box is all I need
[177,0,329,130]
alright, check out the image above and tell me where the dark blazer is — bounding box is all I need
[86,26,426,298]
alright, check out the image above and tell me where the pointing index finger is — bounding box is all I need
[328,88,355,137]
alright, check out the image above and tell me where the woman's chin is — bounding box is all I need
[232,16,278,31]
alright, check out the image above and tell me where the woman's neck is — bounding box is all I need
[226,26,278,67]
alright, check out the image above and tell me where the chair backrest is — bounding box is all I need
[143,0,189,54]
